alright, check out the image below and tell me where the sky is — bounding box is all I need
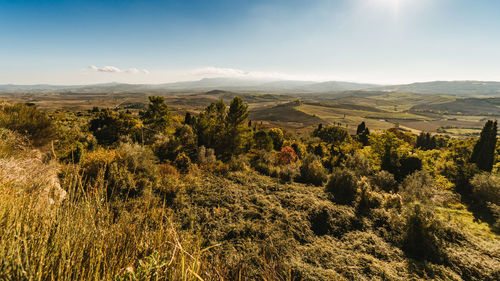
[1,0,500,85]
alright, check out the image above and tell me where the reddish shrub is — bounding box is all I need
[278,146,297,165]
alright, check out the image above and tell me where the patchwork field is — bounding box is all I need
[1,90,499,137]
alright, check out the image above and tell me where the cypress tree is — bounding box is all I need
[471,120,498,172]
[356,122,370,146]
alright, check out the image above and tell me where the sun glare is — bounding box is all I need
[371,0,409,14]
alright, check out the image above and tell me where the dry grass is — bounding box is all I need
[0,149,208,281]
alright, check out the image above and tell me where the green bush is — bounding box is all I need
[403,204,446,263]
[89,109,140,146]
[325,168,359,205]
[399,171,435,204]
[291,142,307,159]
[229,155,250,171]
[297,155,328,186]
[342,152,373,176]
[268,128,284,150]
[152,134,178,163]
[252,150,279,176]
[253,130,274,151]
[470,173,500,206]
[370,170,398,193]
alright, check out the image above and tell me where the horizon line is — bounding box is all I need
[2,78,500,87]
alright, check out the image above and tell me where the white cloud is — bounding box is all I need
[124,68,139,74]
[188,66,330,81]
[89,65,149,74]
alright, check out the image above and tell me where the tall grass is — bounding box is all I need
[0,165,207,281]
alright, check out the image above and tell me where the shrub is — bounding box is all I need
[400,171,435,204]
[106,162,137,199]
[89,109,140,146]
[399,155,422,180]
[158,163,179,176]
[229,155,250,171]
[487,203,500,231]
[63,141,85,163]
[279,163,300,183]
[268,128,284,150]
[197,145,217,165]
[0,103,56,146]
[0,128,27,157]
[356,177,383,213]
[291,142,307,159]
[253,130,273,151]
[174,124,198,159]
[278,146,297,165]
[252,150,279,176]
[403,204,446,263]
[325,169,359,205]
[297,155,328,186]
[470,173,500,206]
[152,134,178,163]
[313,125,350,145]
[174,152,191,174]
[370,170,398,193]
[80,143,159,200]
[342,152,373,176]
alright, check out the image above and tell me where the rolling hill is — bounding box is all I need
[374,81,500,96]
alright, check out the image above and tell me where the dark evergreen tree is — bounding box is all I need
[471,120,498,172]
[225,97,250,156]
[184,112,194,126]
[381,145,399,178]
[416,132,437,150]
[139,96,172,134]
[356,122,370,146]
[193,99,227,151]
[356,122,366,135]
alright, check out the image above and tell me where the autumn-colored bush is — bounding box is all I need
[278,145,297,165]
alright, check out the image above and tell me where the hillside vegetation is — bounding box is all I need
[0,97,499,280]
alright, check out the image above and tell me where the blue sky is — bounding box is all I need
[1,0,500,84]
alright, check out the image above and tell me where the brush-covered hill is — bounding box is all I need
[411,98,500,115]
[375,81,500,97]
[174,170,500,280]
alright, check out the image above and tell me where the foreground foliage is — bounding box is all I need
[0,99,499,280]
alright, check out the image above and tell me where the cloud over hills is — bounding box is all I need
[89,65,149,74]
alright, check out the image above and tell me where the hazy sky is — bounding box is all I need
[1,0,500,85]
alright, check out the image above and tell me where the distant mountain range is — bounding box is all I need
[2,78,500,96]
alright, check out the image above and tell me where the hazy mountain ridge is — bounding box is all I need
[2,79,500,96]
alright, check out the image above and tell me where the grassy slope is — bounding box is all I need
[173,171,500,280]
